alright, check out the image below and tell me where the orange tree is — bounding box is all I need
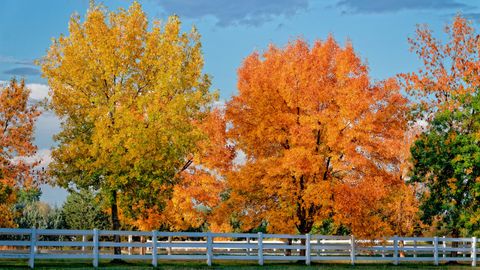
[0,79,41,227]
[401,15,480,115]
[215,37,418,237]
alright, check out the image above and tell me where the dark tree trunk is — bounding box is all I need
[300,238,306,257]
[451,229,460,258]
[451,240,459,258]
[111,190,121,256]
[285,238,292,256]
[294,174,314,258]
[297,222,312,257]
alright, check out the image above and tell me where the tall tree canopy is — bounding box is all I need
[410,89,480,237]
[218,37,417,237]
[402,15,480,116]
[0,79,40,227]
[402,15,480,237]
[41,2,216,234]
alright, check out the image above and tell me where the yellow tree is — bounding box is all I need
[0,79,41,227]
[41,2,216,242]
[220,37,417,237]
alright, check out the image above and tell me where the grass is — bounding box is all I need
[0,260,477,270]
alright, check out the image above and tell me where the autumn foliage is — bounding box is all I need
[0,79,41,227]
[401,15,480,114]
[404,15,480,237]
[13,1,479,239]
[41,2,217,233]
[216,37,418,237]
[132,109,234,231]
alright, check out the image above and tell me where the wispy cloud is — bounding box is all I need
[4,67,40,76]
[462,12,480,23]
[152,0,310,26]
[336,0,468,14]
[0,55,35,65]
[12,149,52,170]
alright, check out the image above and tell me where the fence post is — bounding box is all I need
[433,236,439,266]
[28,227,36,269]
[442,236,446,258]
[393,236,399,265]
[246,237,250,256]
[381,239,385,258]
[168,236,172,255]
[82,235,87,252]
[472,237,477,267]
[305,234,311,265]
[317,238,321,256]
[152,230,158,267]
[350,235,355,265]
[93,228,99,268]
[206,232,213,266]
[413,238,417,258]
[128,235,132,255]
[258,232,264,266]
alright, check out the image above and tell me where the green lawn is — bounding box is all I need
[0,260,477,270]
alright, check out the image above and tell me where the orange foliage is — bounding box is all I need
[219,37,417,236]
[401,15,480,111]
[132,109,234,231]
[0,79,41,227]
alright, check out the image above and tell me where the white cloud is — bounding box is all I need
[0,80,50,101]
[34,149,53,169]
[233,150,246,166]
[27,83,50,101]
[213,99,226,110]
[12,149,52,170]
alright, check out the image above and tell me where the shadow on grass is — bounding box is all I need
[0,260,475,269]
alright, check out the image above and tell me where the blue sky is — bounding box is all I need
[1,0,480,205]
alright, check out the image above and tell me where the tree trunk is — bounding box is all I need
[285,238,292,256]
[300,238,306,257]
[297,223,311,257]
[451,240,459,258]
[111,190,121,256]
[451,229,459,258]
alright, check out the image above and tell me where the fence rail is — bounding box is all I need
[0,228,478,268]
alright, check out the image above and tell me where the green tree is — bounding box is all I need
[410,89,480,237]
[62,189,110,230]
[15,202,65,230]
[14,189,65,230]
[40,1,215,247]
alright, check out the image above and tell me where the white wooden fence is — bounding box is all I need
[0,228,478,268]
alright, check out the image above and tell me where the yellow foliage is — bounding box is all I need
[41,2,217,231]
